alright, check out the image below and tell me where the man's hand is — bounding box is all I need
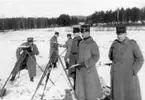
[77,62,85,70]
[59,44,63,47]
[77,65,83,70]
[66,58,70,63]
[59,44,65,48]
[104,63,112,66]
[30,45,34,51]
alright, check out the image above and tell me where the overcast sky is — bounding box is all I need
[0,0,144,18]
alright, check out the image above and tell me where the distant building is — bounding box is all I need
[78,22,85,25]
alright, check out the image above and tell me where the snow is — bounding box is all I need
[0,27,145,100]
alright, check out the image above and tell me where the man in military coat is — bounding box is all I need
[75,24,102,100]
[109,25,144,100]
[49,31,60,68]
[10,37,39,82]
[68,26,82,89]
[60,34,73,69]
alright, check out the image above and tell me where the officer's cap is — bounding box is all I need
[73,27,80,33]
[80,24,90,33]
[55,31,59,36]
[27,37,34,42]
[67,34,71,37]
[116,25,126,35]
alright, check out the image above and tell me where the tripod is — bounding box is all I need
[31,49,78,100]
[0,50,30,98]
[0,48,49,98]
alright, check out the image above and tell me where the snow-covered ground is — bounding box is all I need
[0,27,145,100]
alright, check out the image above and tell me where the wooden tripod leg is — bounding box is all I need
[58,55,78,100]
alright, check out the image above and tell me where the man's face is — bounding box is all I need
[56,34,59,37]
[117,33,126,42]
[28,41,33,45]
[81,31,90,38]
[73,33,80,37]
[67,36,70,39]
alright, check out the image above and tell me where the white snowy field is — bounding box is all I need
[0,27,145,100]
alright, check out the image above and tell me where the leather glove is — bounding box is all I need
[80,62,85,67]
[77,62,85,70]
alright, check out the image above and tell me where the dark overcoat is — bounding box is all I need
[62,38,73,62]
[69,36,82,77]
[75,37,102,100]
[14,42,39,78]
[109,37,144,100]
[49,35,58,63]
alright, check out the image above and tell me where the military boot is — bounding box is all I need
[53,63,57,68]
[65,61,69,70]
[30,77,34,82]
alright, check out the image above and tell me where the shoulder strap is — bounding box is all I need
[130,39,136,43]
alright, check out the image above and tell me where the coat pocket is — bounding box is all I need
[86,66,94,75]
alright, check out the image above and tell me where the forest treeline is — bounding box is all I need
[86,7,145,26]
[0,15,79,31]
[0,7,145,31]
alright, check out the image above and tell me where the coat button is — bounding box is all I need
[121,62,123,64]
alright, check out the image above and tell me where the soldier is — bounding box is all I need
[68,26,82,89]
[109,25,144,100]
[49,31,60,68]
[60,34,73,69]
[10,37,39,82]
[74,24,102,100]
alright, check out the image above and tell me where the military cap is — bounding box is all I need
[116,25,126,35]
[27,37,34,42]
[73,27,80,33]
[80,24,90,33]
[67,34,71,37]
[55,31,59,36]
